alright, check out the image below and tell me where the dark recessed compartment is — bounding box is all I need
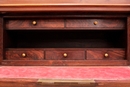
[5,30,126,48]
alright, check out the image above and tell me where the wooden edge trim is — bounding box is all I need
[1,60,128,66]
[0,4,130,7]
[1,78,130,83]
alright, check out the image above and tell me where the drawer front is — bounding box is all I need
[6,18,125,30]
[6,19,64,29]
[87,50,125,60]
[6,51,44,60]
[45,51,85,60]
[66,19,125,29]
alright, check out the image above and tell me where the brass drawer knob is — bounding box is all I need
[32,21,37,25]
[104,53,109,57]
[21,53,27,57]
[94,21,98,25]
[63,53,68,58]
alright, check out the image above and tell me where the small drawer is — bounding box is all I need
[6,50,44,60]
[45,51,85,60]
[6,19,64,30]
[87,49,125,60]
[66,19,125,30]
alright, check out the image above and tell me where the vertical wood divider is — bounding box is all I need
[0,17,3,64]
[127,17,130,65]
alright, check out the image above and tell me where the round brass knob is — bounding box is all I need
[63,53,68,58]
[104,53,109,57]
[21,53,27,57]
[32,21,37,25]
[94,21,98,25]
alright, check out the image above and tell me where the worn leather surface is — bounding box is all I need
[0,66,130,80]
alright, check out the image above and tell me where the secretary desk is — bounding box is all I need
[0,0,130,87]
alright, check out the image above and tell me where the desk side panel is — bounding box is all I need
[0,17,3,64]
[127,17,130,64]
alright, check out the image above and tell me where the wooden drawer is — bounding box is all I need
[6,50,44,60]
[6,18,125,30]
[87,49,125,60]
[6,19,64,30]
[66,19,125,30]
[45,51,85,60]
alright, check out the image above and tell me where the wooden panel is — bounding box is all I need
[6,19,64,30]
[66,19,125,30]
[0,0,130,4]
[87,49,125,60]
[1,60,127,66]
[97,80,130,87]
[127,17,130,64]
[0,17,3,64]
[0,79,130,87]
[6,50,44,60]
[45,51,85,60]
[0,0,130,13]
[0,79,96,87]
[6,18,125,30]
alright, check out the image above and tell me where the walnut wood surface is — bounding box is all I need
[6,50,44,60]
[0,17,3,64]
[1,60,127,66]
[0,78,130,87]
[87,50,125,60]
[66,19,125,29]
[97,80,130,87]
[6,18,125,30]
[127,17,130,64]
[45,51,85,60]
[6,19,64,30]
[0,1,130,86]
[0,0,130,66]
[5,48,125,61]
[0,0,130,13]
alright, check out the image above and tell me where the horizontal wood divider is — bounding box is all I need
[0,5,130,12]
[0,78,130,87]
[1,60,128,66]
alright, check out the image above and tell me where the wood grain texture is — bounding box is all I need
[6,50,44,60]
[0,79,130,87]
[5,18,125,30]
[1,60,127,66]
[6,19,64,30]
[0,0,129,66]
[0,17,3,64]
[4,48,126,65]
[0,78,96,87]
[0,78,130,87]
[0,0,130,12]
[45,51,85,60]
[87,49,125,60]
[127,17,130,64]
[97,80,130,87]
[0,6,130,13]
[66,19,125,30]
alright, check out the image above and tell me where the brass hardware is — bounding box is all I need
[63,53,67,58]
[32,21,37,25]
[37,79,96,86]
[104,53,109,57]
[21,53,26,57]
[94,21,98,25]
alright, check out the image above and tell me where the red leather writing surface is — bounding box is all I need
[0,66,130,80]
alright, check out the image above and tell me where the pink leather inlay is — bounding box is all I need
[0,66,130,80]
